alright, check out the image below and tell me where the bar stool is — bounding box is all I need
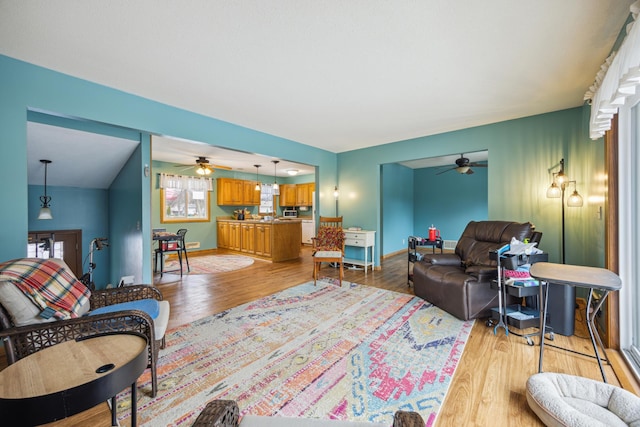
[529,262,622,382]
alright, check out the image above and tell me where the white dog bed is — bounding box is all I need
[526,373,640,426]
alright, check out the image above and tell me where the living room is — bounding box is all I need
[1,2,640,426]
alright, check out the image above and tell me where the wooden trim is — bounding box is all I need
[610,350,640,395]
[605,115,620,349]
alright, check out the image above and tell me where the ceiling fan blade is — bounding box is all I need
[436,167,456,175]
[468,163,488,168]
[210,164,232,170]
[466,168,475,175]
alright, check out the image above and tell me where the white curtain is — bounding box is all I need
[158,173,213,191]
[587,1,640,139]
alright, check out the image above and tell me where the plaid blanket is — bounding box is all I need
[0,258,90,320]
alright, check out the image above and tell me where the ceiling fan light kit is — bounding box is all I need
[195,156,212,175]
[437,153,487,175]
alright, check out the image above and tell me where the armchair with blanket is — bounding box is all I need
[412,220,540,321]
[0,257,169,397]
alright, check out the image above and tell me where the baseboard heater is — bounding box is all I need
[443,240,457,250]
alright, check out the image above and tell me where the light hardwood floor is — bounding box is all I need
[4,246,631,426]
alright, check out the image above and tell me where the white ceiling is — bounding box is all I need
[4,1,633,187]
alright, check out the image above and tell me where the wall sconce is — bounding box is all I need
[38,159,53,220]
[546,158,583,263]
[254,164,261,191]
[333,186,339,216]
[272,160,280,195]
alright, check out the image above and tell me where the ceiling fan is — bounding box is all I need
[436,154,488,175]
[175,156,232,175]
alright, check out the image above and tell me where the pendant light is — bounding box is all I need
[254,164,261,191]
[38,159,53,220]
[272,160,280,195]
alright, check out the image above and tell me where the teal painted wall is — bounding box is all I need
[338,108,604,267]
[413,164,488,245]
[381,163,414,256]
[109,139,149,286]
[27,184,110,286]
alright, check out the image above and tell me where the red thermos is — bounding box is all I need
[428,225,440,241]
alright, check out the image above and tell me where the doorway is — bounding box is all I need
[27,229,82,277]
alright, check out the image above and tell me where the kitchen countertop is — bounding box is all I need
[216,217,302,224]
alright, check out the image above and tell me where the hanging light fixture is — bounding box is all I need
[272,160,280,195]
[38,159,53,220]
[254,164,261,191]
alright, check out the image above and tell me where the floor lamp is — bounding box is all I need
[333,186,339,216]
[546,158,583,264]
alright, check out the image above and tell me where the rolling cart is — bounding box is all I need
[487,247,553,345]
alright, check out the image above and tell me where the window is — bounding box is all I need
[619,92,640,380]
[159,173,212,223]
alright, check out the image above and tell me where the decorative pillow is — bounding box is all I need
[314,226,345,252]
[0,280,90,327]
[0,258,91,324]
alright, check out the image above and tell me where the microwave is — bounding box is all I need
[283,209,298,218]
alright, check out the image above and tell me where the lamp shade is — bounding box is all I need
[567,190,584,207]
[38,207,53,220]
[546,182,561,198]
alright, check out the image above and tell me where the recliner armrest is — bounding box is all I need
[420,253,462,266]
[465,264,498,282]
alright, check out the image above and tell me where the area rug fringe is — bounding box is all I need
[116,280,473,426]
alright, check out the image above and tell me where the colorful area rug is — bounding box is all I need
[163,254,254,274]
[116,280,474,426]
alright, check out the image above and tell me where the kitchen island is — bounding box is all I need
[216,218,302,262]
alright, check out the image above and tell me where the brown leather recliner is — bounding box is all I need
[412,220,537,320]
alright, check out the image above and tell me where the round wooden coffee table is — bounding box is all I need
[0,332,148,426]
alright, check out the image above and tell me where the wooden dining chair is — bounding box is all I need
[318,216,343,229]
[311,225,345,286]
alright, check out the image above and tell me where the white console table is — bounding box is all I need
[343,230,375,274]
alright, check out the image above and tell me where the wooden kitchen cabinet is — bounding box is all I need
[217,219,299,261]
[217,221,229,248]
[279,184,297,206]
[243,181,260,205]
[296,182,315,206]
[241,223,255,253]
[279,182,315,206]
[228,222,241,251]
[217,178,260,206]
[254,223,272,257]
